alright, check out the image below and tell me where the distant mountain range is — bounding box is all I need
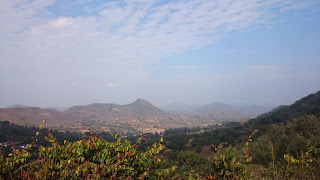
[0,99,190,135]
[0,99,271,135]
[195,102,271,121]
[162,101,272,121]
[161,102,201,113]
[5,104,30,108]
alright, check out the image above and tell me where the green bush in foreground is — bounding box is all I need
[0,133,175,179]
[0,131,252,180]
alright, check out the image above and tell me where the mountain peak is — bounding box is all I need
[133,98,151,105]
[205,101,232,109]
[127,98,165,115]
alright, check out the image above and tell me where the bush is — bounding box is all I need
[0,133,176,179]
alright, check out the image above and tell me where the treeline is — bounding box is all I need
[0,121,116,157]
[0,121,81,145]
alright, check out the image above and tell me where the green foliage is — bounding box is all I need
[205,130,258,179]
[283,145,320,178]
[251,115,320,165]
[247,114,320,179]
[0,148,31,179]
[171,151,213,178]
[209,147,249,179]
[0,132,175,179]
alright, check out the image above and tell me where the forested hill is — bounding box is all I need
[0,121,81,146]
[245,90,320,129]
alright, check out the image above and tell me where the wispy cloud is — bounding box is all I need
[1,0,318,67]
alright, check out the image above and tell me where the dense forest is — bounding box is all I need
[1,91,320,179]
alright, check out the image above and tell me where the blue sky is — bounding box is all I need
[1,0,320,107]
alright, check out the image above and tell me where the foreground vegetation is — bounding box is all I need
[1,124,175,179]
[0,126,253,179]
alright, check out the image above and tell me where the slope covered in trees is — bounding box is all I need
[246,91,320,129]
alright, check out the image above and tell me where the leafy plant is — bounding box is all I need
[0,123,176,179]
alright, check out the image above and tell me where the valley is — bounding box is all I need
[0,99,270,136]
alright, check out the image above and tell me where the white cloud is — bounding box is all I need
[106,83,118,88]
[50,18,75,28]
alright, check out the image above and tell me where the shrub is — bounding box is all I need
[0,133,176,179]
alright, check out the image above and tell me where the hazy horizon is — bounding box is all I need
[1,0,320,108]
[0,93,313,109]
